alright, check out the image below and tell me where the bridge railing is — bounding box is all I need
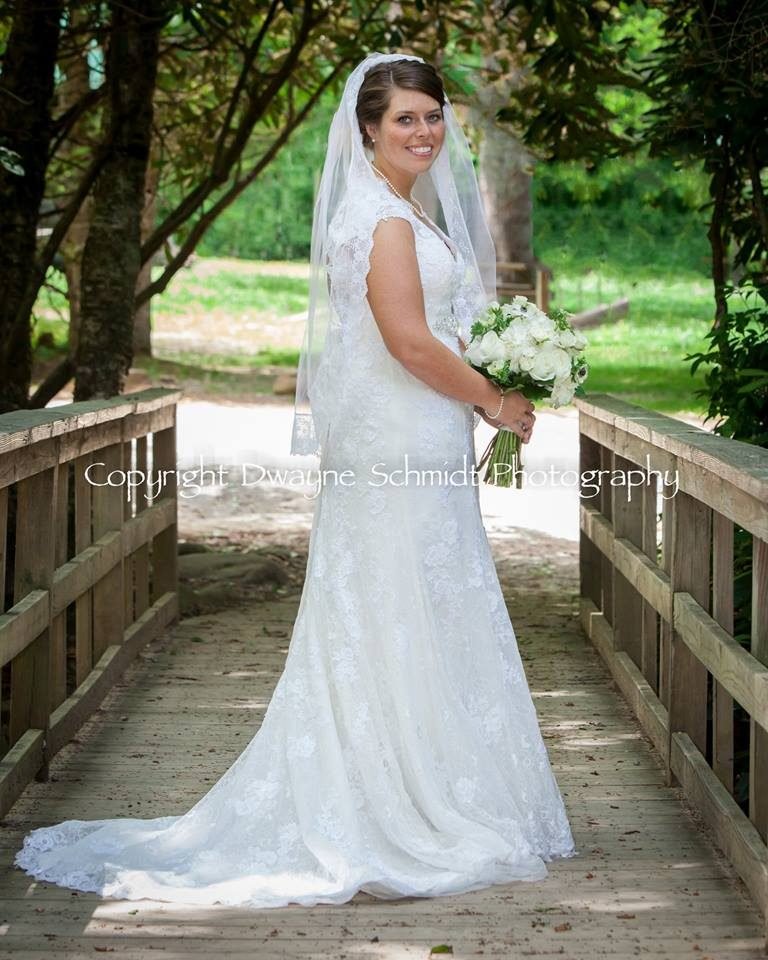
[577,393,768,939]
[0,388,180,818]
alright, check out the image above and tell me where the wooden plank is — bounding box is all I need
[48,461,68,713]
[578,432,601,609]
[9,464,57,773]
[47,592,178,755]
[0,590,49,669]
[0,388,180,457]
[582,597,768,941]
[0,729,44,820]
[74,451,93,686]
[658,476,675,710]
[751,537,768,844]
[712,511,735,792]
[91,439,125,662]
[611,454,644,667]
[674,593,768,735]
[671,731,768,929]
[640,475,659,691]
[150,422,178,602]
[123,435,135,629]
[580,599,668,759]
[677,456,768,542]
[133,434,150,618]
[0,483,7,755]
[575,395,768,515]
[668,490,711,764]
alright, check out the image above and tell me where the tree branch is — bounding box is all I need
[135,62,347,307]
[140,0,326,262]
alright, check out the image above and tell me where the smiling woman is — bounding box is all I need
[356,60,447,196]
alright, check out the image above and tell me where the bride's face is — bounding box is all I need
[367,88,445,178]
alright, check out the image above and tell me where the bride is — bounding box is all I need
[14,51,576,907]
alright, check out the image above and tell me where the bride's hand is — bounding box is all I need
[481,390,536,443]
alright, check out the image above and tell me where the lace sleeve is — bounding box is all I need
[327,190,415,321]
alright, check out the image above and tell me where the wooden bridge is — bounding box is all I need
[0,389,766,959]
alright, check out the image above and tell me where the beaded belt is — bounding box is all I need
[430,313,460,337]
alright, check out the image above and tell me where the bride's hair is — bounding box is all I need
[356,58,445,148]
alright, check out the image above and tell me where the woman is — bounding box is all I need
[14,51,576,908]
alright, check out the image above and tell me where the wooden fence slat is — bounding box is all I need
[49,461,69,712]
[150,421,178,602]
[91,438,125,662]
[8,462,57,779]
[579,435,601,609]
[668,490,712,765]
[641,475,659,691]
[751,537,768,843]
[712,512,735,792]
[612,454,645,665]
[74,452,93,686]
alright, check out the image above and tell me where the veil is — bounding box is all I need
[290,51,497,456]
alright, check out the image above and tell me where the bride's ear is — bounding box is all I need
[364,123,378,146]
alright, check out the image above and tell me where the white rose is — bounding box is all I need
[465,330,505,366]
[499,322,532,348]
[573,331,588,350]
[528,312,556,343]
[529,344,572,381]
[515,345,538,373]
[550,378,575,407]
[556,328,577,348]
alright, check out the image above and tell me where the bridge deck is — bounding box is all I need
[0,530,764,958]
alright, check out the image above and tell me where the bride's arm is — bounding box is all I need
[366,218,534,438]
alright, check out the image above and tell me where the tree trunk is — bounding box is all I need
[0,0,62,413]
[74,1,166,400]
[133,156,159,356]
[469,67,536,266]
[56,4,96,362]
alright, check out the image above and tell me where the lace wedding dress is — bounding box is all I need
[14,179,577,907]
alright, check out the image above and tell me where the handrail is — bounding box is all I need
[576,393,768,949]
[0,388,181,818]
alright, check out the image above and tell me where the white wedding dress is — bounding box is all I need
[14,180,577,907]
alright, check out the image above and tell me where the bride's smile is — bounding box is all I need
[363,88,446,194]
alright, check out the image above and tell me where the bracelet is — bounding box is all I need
[485,386,504,420]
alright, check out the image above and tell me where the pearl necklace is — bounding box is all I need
[369,161,426,219]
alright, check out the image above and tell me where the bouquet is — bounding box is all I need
[463,296,588,488]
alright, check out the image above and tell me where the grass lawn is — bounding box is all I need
[32,252,716,416]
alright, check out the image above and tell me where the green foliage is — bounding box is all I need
[685,279,768,446]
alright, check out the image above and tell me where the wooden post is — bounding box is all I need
[668,490,712,774]
[750,537,768,843]
[151,416,178,601]
[91,434,125,661]
[0,485,8,756]
[49,461,69,710]
[599,445,614,626]
[9,459,58,778]
[712,512,735,792]
[74,452,93,685]
[640,473,659,691]
[612,454,644,666]
[579,432,601,608]
[123,434,135,629]
[134,434,150,616]
[658,475,676,711]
